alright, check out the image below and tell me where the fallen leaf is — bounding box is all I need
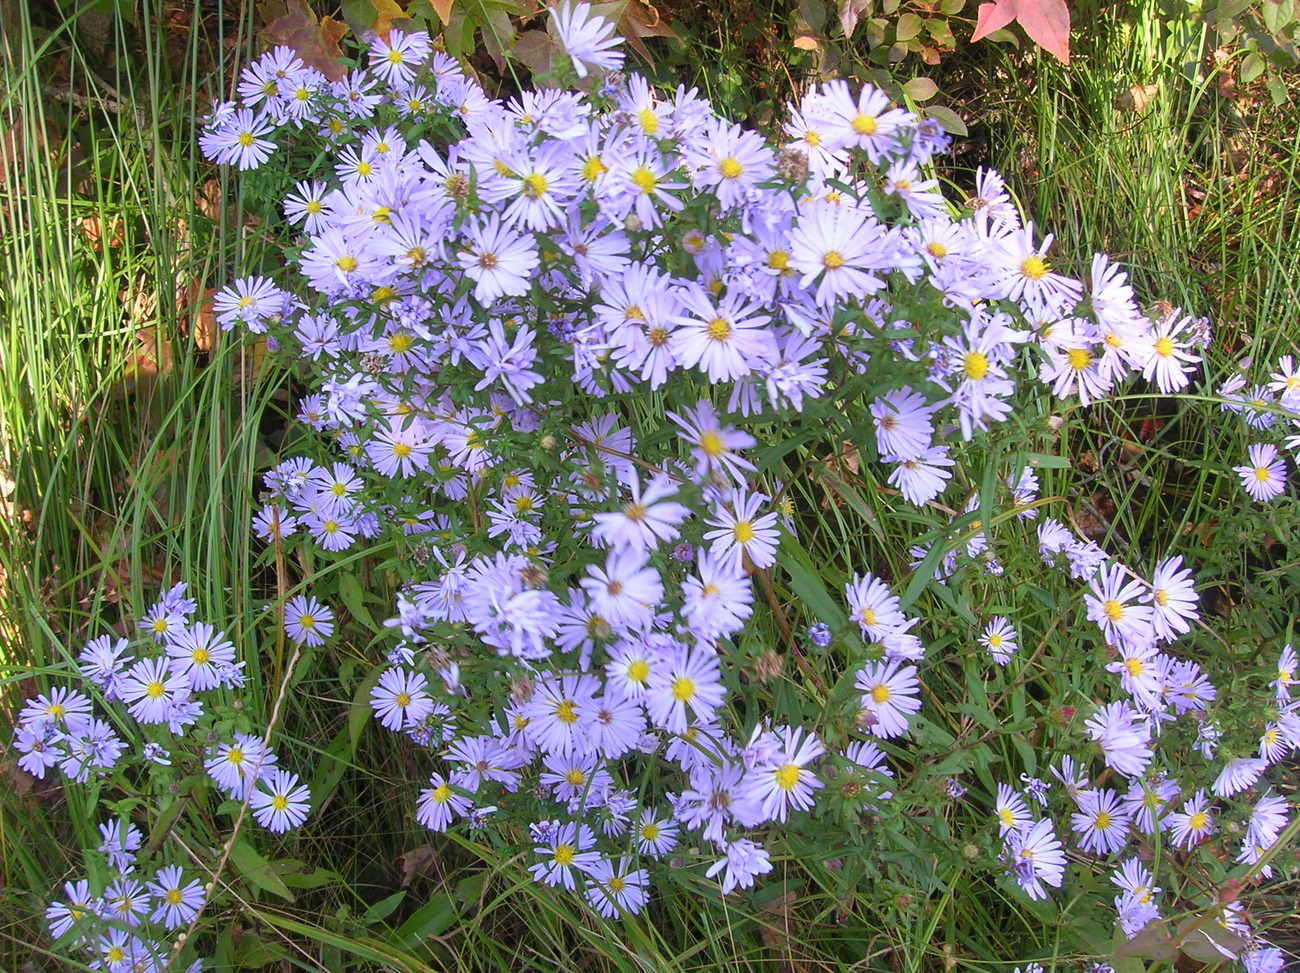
[1116,82,1158,112]
[793,32,821,50]
[608,0,677,64]
[262,0,348,81]
[513,29,558,77]
[397,845,438,887]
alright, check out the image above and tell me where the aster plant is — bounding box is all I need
[13,2,1300,969]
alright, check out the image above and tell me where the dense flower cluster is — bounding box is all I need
[189,4,1300,959]
[20,2,1296,968]
[12,584,312,969]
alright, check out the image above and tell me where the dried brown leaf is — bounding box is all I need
[397,845,439,887]
[262,0,348,82]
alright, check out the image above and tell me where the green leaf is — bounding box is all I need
[895,13,923,40]
[311,725,355,809]
[1025,451,1070,469]
[392,893,456,947]
[924,105,967,136]
[1240,51,1266,83]
[1265,72,1288,105]
[229,839,295,901]
[282,865,345,890]
[902,76,938,101]
[364,890,407,924]
[351,664,388,749]
[340,0,379,35]
[338,571,378,631]
[820,475,885,544]
[779,537,846,628]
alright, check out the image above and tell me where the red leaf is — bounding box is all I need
[970,0,1017,42]
[1016,0,1070,62]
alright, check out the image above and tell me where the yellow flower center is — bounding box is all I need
[1021,256,1048,279]
[582,156,607,181]
[1254,466,1271,483]
[733,520,755,543]
[146,680,165,699]
[554,844,575,866]
[964,351,989,381]
[1103,599,1124,621]
[191,648,210,666]
[630,166,657,193]
[565,769,586,787]
[718,157,743,180]
[623,502,647,522]
[227,747,244,766]
[1094,810,1111,830]
[1154,336,1174,357]
[395,692,411,707]
[555,699,579,724]
[851,113,878,135]
[699,431,725,457]
[766,249,790,270]
[636,108,659,134]
[523,173,548,198]
[335,255,358,273]
[1068,348,1092,371]
[356,160,373,178]
[641,822,660,840]
[987,633,1002,648]
[926,241,948,258]
[386,48,404,64]
[609,876,626,892]
[1154,588,1169,606]
[773,763,801,791]
[1124,657,1144,678]
[272,794,289,811]
[237,131,254,147]
[1189,811,1208,831]
[860,607,877,627]
[803,129,822,146]
[627,659,650,684]
[871,684,891,704]
[671,676,695,702]
[707,317,732,342]
[998,807,1015,826]
[166,888,184,905]
[822,250,845,270]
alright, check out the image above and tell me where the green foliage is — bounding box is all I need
[1197,0,1300,104]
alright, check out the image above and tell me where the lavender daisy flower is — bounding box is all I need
[1004,817,1066,900]
[550,1,624,78]
[147,865,205,930]
[284,595,335,647]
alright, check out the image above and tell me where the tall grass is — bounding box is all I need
[1,1,1297,969]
